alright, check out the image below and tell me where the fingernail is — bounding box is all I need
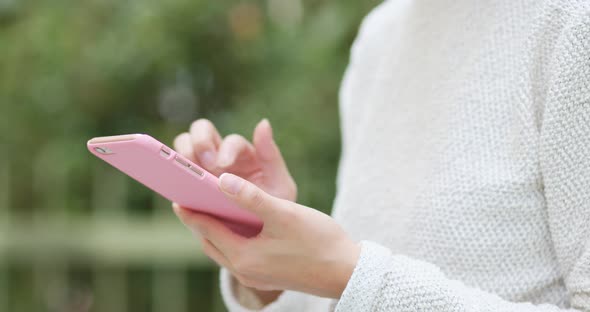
[217,153,234,168]
[199,151,216,168]
[261,118,272,137]
[219,173,243,195]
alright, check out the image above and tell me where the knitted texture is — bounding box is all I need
[220,0,590,311]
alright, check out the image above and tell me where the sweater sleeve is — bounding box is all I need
[336,8,590,312]
[539,8,590,309]
[336,242,585,312]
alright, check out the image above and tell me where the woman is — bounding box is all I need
[172,0,590,311]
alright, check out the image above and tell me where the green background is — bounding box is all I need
[0,0,379,311]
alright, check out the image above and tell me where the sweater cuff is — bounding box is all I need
[572,292,590,310]
[335,240,393,311]
[219,268,324,312]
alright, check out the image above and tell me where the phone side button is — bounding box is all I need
[175,156,205,177]
[188,165,205,177]
[160,147,172,158]
[174,155,190,167]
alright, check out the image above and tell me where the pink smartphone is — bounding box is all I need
[87,134,263,237]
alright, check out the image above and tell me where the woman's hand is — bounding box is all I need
[173,118,298,303]
[173,173,361,298]
[173,118,297,202]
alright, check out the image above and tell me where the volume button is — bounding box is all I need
[174,156,205,177]
[189,165,204,177]
[160,146,172,158]
[174,155,190,167]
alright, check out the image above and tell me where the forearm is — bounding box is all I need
[336,241,586,312]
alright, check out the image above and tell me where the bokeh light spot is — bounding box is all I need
[228,2,263,42]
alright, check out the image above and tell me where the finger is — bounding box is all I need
[200,237,233,269]
[173,132,196,162]
[173,204,245,258]
[173,203,200,233]
[217,134,258,171]
[253,119,295,195]
[218,173,285,222]
[253,119,283,164]
[174,204,235,269]
[189,119,223,170]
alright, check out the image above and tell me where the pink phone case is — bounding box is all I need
[87,134,263,237]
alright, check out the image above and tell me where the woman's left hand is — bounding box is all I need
[173,173,361,299]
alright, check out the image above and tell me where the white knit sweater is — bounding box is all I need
[220,0,590,311]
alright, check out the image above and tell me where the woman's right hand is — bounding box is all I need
[173,118,297,202]
[173,118,296,304]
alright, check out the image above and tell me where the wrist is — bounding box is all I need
[231,275,283,308]
[338,241,362,297]
[253,289,283,305]
[322,240,361,298]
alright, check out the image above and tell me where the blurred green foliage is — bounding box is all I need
[0,0,379,310]
[0,0,379,212]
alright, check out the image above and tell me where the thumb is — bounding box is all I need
[218,173,281,221]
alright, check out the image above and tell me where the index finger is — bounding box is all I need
[189,119,223,170]
[217,134,259,176]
